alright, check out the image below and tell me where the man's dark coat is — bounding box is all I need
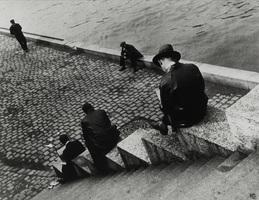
[60,140,85,162]
[81,110,119,152]
[81,109,120,172]
[10,23,23,36]
[58,140,85,181]
[159,62,208,127]
[9,23,28,50]
[121,44,143,60]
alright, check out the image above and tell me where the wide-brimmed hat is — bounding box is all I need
[152,44,181,66]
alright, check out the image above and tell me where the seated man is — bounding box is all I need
[81,102,120,173]
[54,134,85,183]
[119,41,143,73]
[152,44,208,135]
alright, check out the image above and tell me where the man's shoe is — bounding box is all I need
[150,122,168,135]
[119,66,126,71]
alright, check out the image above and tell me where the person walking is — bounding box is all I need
[9,19,29,52]
[151,44,208,135]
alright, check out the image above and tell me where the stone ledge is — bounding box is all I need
[117,147,149,169]
[72,149,97,175]
[76,43,259,90]
[217,151,247,172]
[0,27,66,50]
[106,147,125,171]
[141,129,188,164]
[189,60,259,90]
[226,85,259,151]
[117,129,151,168]
[1,29,259,90]
[177,106,240,157]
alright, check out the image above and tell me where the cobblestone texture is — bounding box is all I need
[0,34,248,200]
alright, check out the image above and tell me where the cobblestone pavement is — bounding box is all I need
[0,34,248,200]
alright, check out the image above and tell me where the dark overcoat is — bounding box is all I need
[81,110,119,152]
[60,140,85,162]
[121,44,143,60]
[10,23,24,38]
[159,62,208,127]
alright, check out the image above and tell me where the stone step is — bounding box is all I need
[71,150,94,175]
[131,163,171,194]
[86,169,134,200]
[164,156,225,200]
[106,146,125,171]
[122,163,186,200]
[217,151,248,172]
[71,149,97,175]
[180,151,259,200]
[117,128,151,169]
[147,157,213,200]
[56,177,106,200]
[131,161,189,200]
[68,175,117,200]
[226,84,259,151]
[90,167,146,200]
[121,165,169,200]
[177,106,239,157]
[32,172,112,200]
[139,161,194,200]
[58,170,127,200]
[99,165,168,200]
[219,164,259,200]
[141,129,188,164]
[51,150,95,179]
[83,170,131,200]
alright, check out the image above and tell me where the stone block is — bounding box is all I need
[187,60,259,90]
[72,149,96,175]
[117,129,151,169]
[178,106,238,157]
[106,147,125,171]
[217,151,247,172]
[141,129,187,164]
[117,147,149,169]
[226,85,259,151]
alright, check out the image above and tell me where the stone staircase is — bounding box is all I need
[32,82,259,200]
[31,103,259,200]
[32,148,259,200]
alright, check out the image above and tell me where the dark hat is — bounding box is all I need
[120,41,126,47]
[10,19,15,23]
[152,44,181,66]
[59,134,69,145]
[82,102,94,113]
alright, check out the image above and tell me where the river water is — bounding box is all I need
[0,0,259,71]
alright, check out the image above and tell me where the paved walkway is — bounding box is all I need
[0,34,248,200]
